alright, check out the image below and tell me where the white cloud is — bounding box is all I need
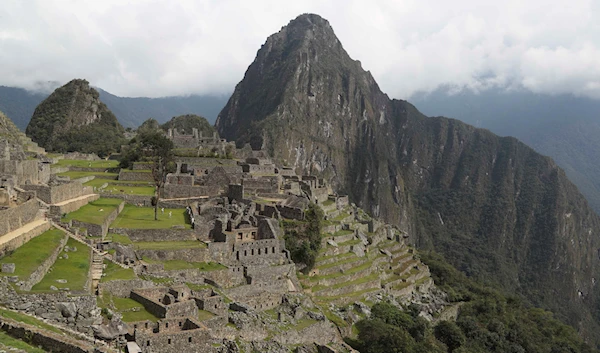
[0,0,599,99]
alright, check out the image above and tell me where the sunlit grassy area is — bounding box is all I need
[98,293,158,323]
[0,331,46,353]
[94,184,155,196]
[56,171,119,180]
[61,198,122,225]
[134,240,206,250]
[53,159,119,168]
[0,228,65,281]
[101,260,136,282]
[106,233,133,245]
[31,238,90,292]
[110,205,190,229]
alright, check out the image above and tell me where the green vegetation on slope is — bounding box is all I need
[25,79,125,156]
[61,198,122,225]
[348,252,598,353]
[31,238,91,292]
[283,203,323,272]
[0,331,46,353]
[160,114,216,136]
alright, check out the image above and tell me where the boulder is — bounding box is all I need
[57,302,77,318]
[1,263,15,273]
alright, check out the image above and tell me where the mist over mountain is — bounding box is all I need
[410,88,600,214]
[0,85,227,130]
[217,13,600,344]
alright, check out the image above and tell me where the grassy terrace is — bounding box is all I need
[106,233,133,244]
[322,199,335,207]
[143,259,225,272]
[99,293,158,322]
[0,228,65,281]
[110,205,191,229]
[101,260,136,282]
[121,169,151,173]
[0,331,46,353]
[61,198,122,225]
[56,171,118,180]
[134,240,206,250]
[310,257,376,282]
[198,309,215,321]
[316,251,354,263]
[53,159,119,168]
[312,273,381,293]
[32,238,91,292]
[331,212,351,222]
[316,254,362,271]
[97,184,155,196]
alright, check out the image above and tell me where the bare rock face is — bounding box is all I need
[26,79,125,156]
[217,13,600,343]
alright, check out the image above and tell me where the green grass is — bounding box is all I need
[83,179,155,195]
[56,171,118,180]
[106,233,133,245]
[143,259,225,271]
[0,308,63,334]
[134,240,206,250]
[198,309,215,321]
[101,260,136,282]
[0,228,65,280]
[332,212,351,222]
[99,293,158,323]
[110,205,190,229]
[294,318,318,331]
[337,239,362,247]
[121,169,151,173]
[0,331,46,353]
[84,179,152,187]
[310,258,374,282]
[187,283,214,291]
[316,254,360,271]
[312,273,380,293]
[322,199,335,206]
[31,238,90,292]
[316,252,354,263]
[54,159,119,168]
[61,198,123,225]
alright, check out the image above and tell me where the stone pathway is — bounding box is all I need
[91,251,104,293]
[0,219,49,248]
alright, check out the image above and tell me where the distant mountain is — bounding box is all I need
[0,85,228,130]
[217,13,600,344]
[96,88,228,128]
[410,88,600,213]
[26,79,125,156]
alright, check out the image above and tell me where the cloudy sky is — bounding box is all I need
[1,0,599,99]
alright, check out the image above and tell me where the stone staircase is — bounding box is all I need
[91,251,104,293]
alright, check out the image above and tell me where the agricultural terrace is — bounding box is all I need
[31,238,91,292]
[61,198,123,225]
[110,205,191,229]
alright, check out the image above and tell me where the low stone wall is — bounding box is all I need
[0,221,51,259]
[101,193,153,206]
[111,228,196,242]
[135,328,215,353]
[119,170,154,181]
[163,184,219,199]
[98,279,157,298]
[130,290,166,318]
[20,233,68,291]
[49,194,99,221]
[21,183,93,205]
[314,277,380,297]
[0,318,104,353]
[136,248,210,262]
[0,198,39,236]
[71,201,124,237]
[51,166,70,174]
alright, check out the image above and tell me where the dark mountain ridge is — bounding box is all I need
[217,13,600,344]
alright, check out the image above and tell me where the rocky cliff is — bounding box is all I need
[26,79,125,156]
[217,13,600,343]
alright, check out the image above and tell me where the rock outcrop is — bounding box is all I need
[216,13,600,343]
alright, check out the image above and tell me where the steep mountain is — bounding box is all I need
[217,13,600,343]
[26,79,125,156]
[410,87,600,214]
[0,85,228,130]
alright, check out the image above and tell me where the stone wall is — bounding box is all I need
[277,205,305,220]
[130,290,167,318]
[232,239,286,266]
[163,184,218,199]
[21,182,93,205]
[98,279,156,298]
[135,328,215,353]
[110,228,196,242]
[136,248,210,262]
[0,198,39,236]
[118,170,154,182]
[101,194,153,206]
[20,232,68,291]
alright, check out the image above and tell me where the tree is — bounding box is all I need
[138,131,175,220]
